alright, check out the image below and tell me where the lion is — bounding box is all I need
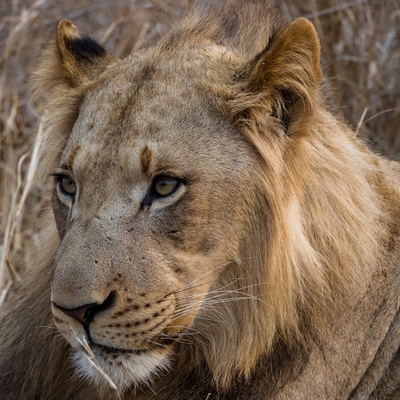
[0,3,399,399]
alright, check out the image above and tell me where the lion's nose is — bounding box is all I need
[52,291,115,328]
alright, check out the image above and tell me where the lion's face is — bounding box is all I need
[50,48,257,389]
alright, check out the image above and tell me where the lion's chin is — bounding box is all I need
[72,345,171,392]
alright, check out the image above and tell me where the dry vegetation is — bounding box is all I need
[1,0,400,298]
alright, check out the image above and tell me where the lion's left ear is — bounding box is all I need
[33,19,116,99]
[233,18,322,135]
[31,20,117,181]
[55,19,116,88]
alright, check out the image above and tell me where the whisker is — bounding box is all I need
[174,274,248,300]
[152,330,193,345]
[172,290,272,321]
[175,276,261,304]
[174,281,271,318]
[172,257,255,295]
[137,335,167,349]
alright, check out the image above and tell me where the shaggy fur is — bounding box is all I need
[1,3,399,399]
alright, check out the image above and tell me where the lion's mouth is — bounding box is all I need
[90,341,151,356]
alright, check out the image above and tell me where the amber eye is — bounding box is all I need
[59,176,76,197]
[154,175,178,196]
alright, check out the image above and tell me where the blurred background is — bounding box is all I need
[1,0,399,295]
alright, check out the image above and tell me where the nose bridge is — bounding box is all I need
[51,219,125,309]
[80,193,139,235]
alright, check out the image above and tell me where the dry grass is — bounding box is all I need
[0,0,399,294]
[74,331,123,399]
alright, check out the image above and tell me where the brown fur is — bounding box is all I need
[1,3,400,399]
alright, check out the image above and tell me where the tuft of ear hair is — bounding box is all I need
[55,19,114,88]
[32,19,116,102]
[233,18,323,136]
[31,19,117,110]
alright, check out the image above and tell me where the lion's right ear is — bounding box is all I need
[33,19,115,98]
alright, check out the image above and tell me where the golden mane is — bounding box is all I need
[1,3,399,399]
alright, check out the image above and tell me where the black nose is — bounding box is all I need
[52,291,115,329]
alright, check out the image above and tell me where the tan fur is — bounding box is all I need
[1,3,400,399]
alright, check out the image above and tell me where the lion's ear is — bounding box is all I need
[31,20,117,180]
[33,19,115,97]
[54,19,115,88]
[235,18,323,135]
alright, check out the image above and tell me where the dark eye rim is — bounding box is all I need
[142,174,185,207]
[153,175,180,197]
[52,174,76,198]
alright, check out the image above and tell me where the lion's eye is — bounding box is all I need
[153,175,178,196]
[59,176,76,197]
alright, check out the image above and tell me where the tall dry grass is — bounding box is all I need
[1,0,399,297]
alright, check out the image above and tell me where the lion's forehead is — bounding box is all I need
[63,61,245,177]
[68,76,209,152]
[69,47,236,141]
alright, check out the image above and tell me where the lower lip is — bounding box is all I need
[92,342,151,355]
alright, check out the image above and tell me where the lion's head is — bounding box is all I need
[24,3,391,396]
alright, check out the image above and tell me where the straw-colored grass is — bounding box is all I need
[1,0,399,294]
